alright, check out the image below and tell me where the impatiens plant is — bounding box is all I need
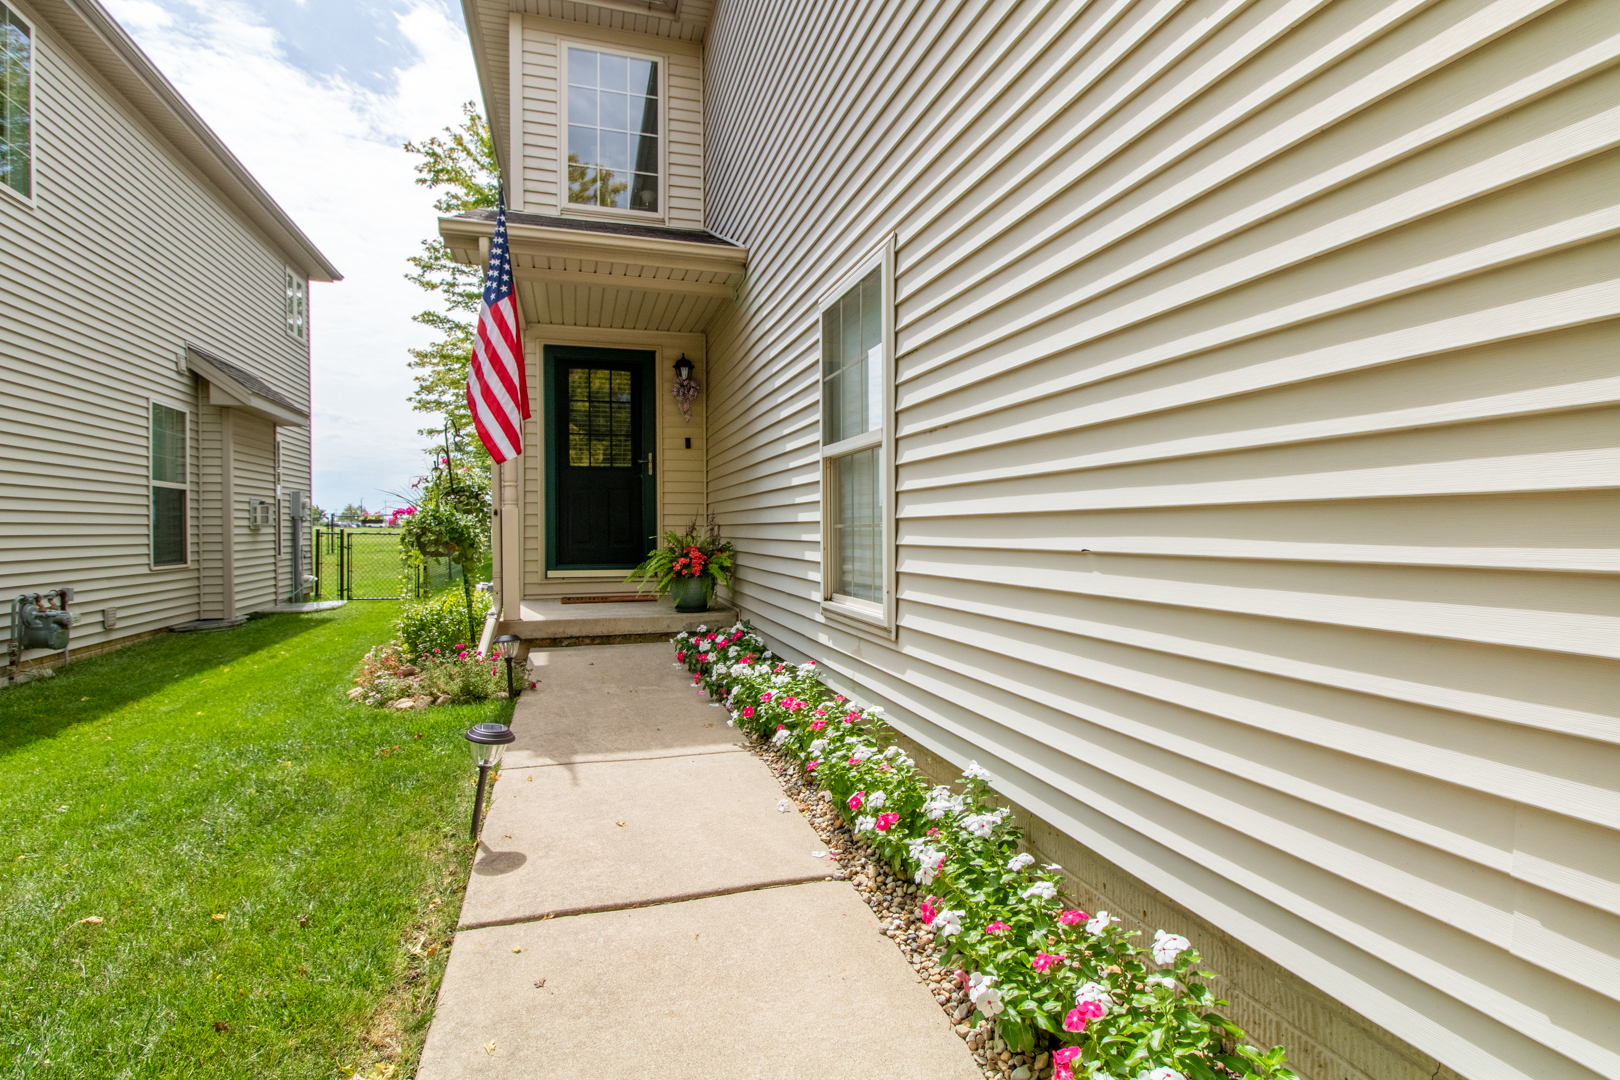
[676,624,1299,1080]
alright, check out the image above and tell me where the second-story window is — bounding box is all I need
[566,46,659,213]
[0,2,31,201]
[285,268,305,340]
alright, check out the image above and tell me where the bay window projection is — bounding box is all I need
[821,265,888,613]
[566,46,659,212]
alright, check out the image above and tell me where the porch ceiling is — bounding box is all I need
[440,210,747,334]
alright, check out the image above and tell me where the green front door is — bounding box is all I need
[544,346,657,571]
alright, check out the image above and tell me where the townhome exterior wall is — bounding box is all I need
[700,2,1620,1079]
[0,0,318,658]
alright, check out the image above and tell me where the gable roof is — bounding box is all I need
[27,0,341,282]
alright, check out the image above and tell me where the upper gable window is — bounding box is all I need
[0,2,31,201]
[284,268,305,340]
[566,46,659,214]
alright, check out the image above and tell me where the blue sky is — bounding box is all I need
[105,0,483,515]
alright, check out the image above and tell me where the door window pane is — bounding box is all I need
[566,46,658,213]
[565,367,634,468]
[831,448,881,603]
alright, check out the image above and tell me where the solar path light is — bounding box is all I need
[464,722,515,840]
[494,634,521,698]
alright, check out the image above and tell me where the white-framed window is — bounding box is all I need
[819,239,895,628]
[0,1,33,202]
[284,268,306,340]
[562,43,661,215]
[150,402,188,567]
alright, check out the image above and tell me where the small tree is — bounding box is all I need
[338,503,367,524]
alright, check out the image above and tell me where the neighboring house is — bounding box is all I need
[0,0,339,670]
[453,3,1619,1079]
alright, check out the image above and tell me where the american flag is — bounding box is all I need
[466,198,529,463]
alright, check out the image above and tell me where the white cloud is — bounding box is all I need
[104,0,482,514]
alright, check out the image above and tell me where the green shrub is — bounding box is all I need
[395,589,492,660]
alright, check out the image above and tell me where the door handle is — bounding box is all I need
[640,452,654,476]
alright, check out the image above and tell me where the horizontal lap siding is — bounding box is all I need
[703,1,1620,1078]
[0,17,312,649]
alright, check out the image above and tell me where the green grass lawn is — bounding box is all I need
[0,603,506,1079]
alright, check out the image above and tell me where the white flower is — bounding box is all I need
[869,706,884,714]
[967,972,1004,1017]
[1022,880,1057,901]
[908,841,946,885]
[848,746,873,764]
[1075,981,1110,1014]
[882,746,902,758]
[726,719,735,727]
[1151,930,1191,966]
[695,625,708,633]
[867,790,887,809]
[776,799,791,813]
[1043,863,1063,872]
[922,787,965,821]
[855,815,876,832]
[1139,1070,1185,1080]
[957,808,1010,839]
[1145,975,1177,992]
[931,908,963,937]
[808,739,828,756]
[1086,911,1119,936]
[1006,853,1035,872]
[961,761,990,781]
[771,729,790,746]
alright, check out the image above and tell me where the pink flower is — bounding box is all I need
[1058,909,1090,926]
[786,699,805,712]
[804,660,816,666]
[760,691,774,702]
[1053,1046,1083,1080]
[1033,952,1066,974]
[985,921,1010,935]
[807,760,819,772]
[848,756,860,765]
[741,706,755,719]
[878,763,892,771]
[776,724,786,732]
[920,897,939,924]
[676,650,686,662]
[1063,1000,1106,1033]
[848,792,865,812]
[692,673,701,684]
[834,695,846,703]
[926,827,940,837]
[844,711,860,724]
[809,719,826,731]
[875,812,899,831]
[528,681,537,690]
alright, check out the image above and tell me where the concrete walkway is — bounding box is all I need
[416,643,980,1080]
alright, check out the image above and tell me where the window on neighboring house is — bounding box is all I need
[820,256,892,622]
[150,403,188,566]
[285,268,306,340]
[0,2,32,201]
[566,45,659,213]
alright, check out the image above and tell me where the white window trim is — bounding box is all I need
[148,398,192,569]
[818,235,897,635]
[0,0,36,208]
[556,35,669,225]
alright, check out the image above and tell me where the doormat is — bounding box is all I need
[560,594,656,604]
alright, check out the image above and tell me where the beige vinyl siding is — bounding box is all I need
[702,1,1620,1079]
[515,14,705,230]
[0,7,313,651]
[232,412,278,612]
[518,329,706,596]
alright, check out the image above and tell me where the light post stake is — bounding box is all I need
[463,722,516,841]
[494,634,521,698]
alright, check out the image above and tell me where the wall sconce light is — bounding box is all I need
[672,354,699,424]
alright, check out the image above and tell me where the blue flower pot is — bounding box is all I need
[671,575,709,613]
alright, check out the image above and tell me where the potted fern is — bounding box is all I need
[625,520,735,613]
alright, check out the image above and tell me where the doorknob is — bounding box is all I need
[640,452,654,475]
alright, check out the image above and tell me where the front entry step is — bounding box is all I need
[503,597,735,647]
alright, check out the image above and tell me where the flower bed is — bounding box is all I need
[349,643,508,708]
[677,624,1298,1080]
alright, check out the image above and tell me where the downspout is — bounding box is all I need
[221,407,236,621]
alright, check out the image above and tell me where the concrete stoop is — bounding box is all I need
[415,642,979,1080]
